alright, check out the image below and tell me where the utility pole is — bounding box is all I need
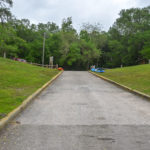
[42,32,46,66]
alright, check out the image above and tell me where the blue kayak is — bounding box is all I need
[91,68,96,72]
[91,68,105,73]
[96,70,105,73]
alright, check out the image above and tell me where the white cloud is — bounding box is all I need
[11,0,149,31]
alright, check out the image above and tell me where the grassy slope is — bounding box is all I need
[98,64,150,96]
[0,58,59,119]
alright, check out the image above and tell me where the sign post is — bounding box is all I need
[49,56,54,68]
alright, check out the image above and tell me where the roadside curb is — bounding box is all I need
[0,71,63,131]
[89,71,150,100]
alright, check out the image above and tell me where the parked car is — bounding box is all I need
[13,58,27,63]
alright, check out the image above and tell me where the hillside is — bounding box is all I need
[98,64,150,96]
[0,58,59,119]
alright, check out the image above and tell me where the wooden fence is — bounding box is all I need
[27,62,58,69]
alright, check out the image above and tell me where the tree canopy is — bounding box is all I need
[0,3,150,70]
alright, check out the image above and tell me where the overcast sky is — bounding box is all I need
[11,0,149,31]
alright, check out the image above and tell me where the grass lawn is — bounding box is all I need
[0,57,60,119]
[96,64,150,96]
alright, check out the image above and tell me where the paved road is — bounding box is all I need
[1,71,150,150]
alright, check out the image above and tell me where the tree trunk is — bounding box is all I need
[97,59,99,67]
[87,61,89,70]
[3,51,6,58]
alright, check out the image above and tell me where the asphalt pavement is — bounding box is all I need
[0,71,150,150]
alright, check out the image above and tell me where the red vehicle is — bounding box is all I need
[13,58,27,63]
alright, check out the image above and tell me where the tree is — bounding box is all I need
[66,42,81,66]
[141,47,150,61]
[80,40,100,69]
[0,0,12,23]
[107,40,123,67]
[46,33,62,64]
[113,7,150,36]
[140,31,150,61]
[2,4,150,70]
[61,17,76,33]
[0,23,16,58]
[104,6,150,67]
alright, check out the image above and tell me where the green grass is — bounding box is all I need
[0,57,60,119]
[96,64,150,96]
